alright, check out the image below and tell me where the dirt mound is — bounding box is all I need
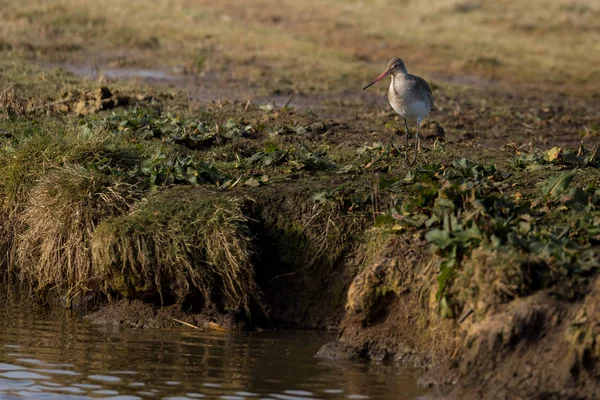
[1,85,130,116]
[431,281,599,399]
[53,87,128,115]
[0,86,27,117]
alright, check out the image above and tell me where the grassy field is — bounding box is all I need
[0,0,599,331]
[1,0,599,94]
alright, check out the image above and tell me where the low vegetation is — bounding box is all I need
[375,155,599,318]
[93,188,258,313]
[1,69,598,322]
[16,166,138,306]
[1,0,599,95]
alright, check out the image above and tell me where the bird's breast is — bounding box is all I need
[388,79,430,121]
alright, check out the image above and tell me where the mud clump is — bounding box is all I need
[438,287,599,399]
[87,298,176,328]
[1,85,130,116]
[86,298,246,331]
[421,120,445,141]
[55,87,128,115]
[315,340,367,361]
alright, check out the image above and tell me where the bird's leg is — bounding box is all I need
[404,118,410,162]
[413,118,421,164]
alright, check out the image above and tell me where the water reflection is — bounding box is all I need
[0,288,426,399]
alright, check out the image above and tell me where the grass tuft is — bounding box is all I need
[0,86,27,117]
[453,245,554,317]
[0,129,69,268]
[15,166,138,305]
[92,187,260,314]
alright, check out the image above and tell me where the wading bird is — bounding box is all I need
[363,58,434,164]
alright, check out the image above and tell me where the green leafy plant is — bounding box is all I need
[139,151,225,190]
[246,143,337,172]
[513,145,599,170]
[85,108,252,149]
[379,157,600,316]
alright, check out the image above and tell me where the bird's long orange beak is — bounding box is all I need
[363,68,391,90]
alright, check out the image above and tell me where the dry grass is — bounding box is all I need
[0,85,27,117]
[15,166,138,305]
[92,187,260,314]
[0,60,98,103]
[0,124,145,270]
[0,0,598,93]
[0,129,69,269]
[452,245,554,317]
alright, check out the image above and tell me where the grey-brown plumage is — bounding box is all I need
[364,57,434,163]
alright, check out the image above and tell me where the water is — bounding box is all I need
[43,63,176,81]
[0,290,426,400]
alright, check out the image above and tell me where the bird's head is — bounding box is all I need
[363,57,408,90]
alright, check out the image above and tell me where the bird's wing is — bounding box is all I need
[416,76,434,111]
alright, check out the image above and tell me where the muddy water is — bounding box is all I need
[0,290,426,400]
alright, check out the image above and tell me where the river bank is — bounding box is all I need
[2,0,600,397]
[2,58,599,398]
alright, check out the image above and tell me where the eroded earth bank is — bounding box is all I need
[2,63,599,399]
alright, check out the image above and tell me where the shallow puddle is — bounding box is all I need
[43,62,176,82]
[0,289,427,400]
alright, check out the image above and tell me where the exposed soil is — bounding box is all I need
[44,59,600,152]
[87,298,245,331]
[316,234,452,366]
[316,238,600,399]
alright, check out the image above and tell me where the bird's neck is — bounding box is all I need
[391,72,408,83]
[391,73,409,91]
